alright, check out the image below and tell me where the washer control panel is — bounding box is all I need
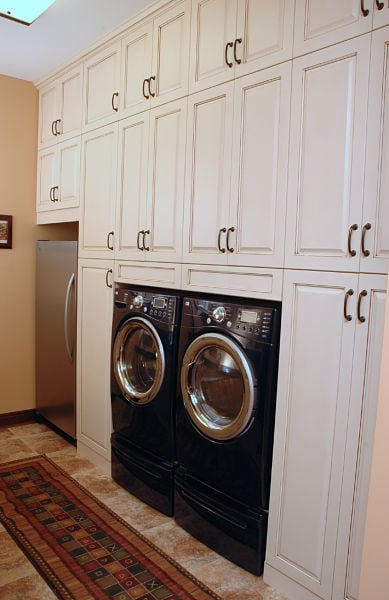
[184,298,280,344]
[114,287,178,326]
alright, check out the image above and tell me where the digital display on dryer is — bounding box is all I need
[240,310,257,324]
[152,297,166,309]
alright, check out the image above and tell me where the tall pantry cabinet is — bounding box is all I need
[34,0,389,597]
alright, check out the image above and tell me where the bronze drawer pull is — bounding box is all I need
[361,222,371,256]
[376,0,384,9]
[344,289,354,322]
[218,227,227,253]
[348,224,358,257]
[149,76,156,98]
[361,0,370,16]
[226,226,235,253]
[357,290,368,323]
[143,229,150,251]
[107,231,114,250]
[106,269,113,288]
[137,230,144,250]
[234,38,242,65]
[111,92,119,112]
[142,79,150,99]
[225,42,233,68]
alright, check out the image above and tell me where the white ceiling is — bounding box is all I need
[0,0,156,82]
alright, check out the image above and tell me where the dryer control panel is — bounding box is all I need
[183,298,280,345]
[114,286,179,327]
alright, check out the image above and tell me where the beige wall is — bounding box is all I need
[360,287,389,598]
[0,74,77,414]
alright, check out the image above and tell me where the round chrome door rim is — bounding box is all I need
[113,316,165,405]
[180,332,256,441]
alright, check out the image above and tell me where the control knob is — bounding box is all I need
[133,295,143,308]
[212,306,226,323]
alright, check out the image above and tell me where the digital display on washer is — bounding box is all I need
[240,310,257,324]
[152,297,166,309]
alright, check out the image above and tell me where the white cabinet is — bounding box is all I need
[360,26,389,275]
[37,137,81,216]
[284,36,370,273]
[189,0,294,94]
[183,62,291,269]
[265,269,387,600]
[293,0,389,57]
[82,41,121,132]
[116,98,187,263]
[121,0,190,118]
[77,258,114,467]
[79,123,118,259]
[38,65,83,147]
[333,274,387,600]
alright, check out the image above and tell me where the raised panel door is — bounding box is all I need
[145,98,187,262]
[182,83,234,264]
[361,27,389,274]
[57,138,80,209]
[38,83,57,147]
[284,36,370,272]
[265,269,358,600]
[37,147,57,211]
[121,21,153,118]
[228,63,291,268]
[293,0,373,56]
[79,123,118,258]
[83,41,121,131]
[77,258,113,462]
[58,66,82,140]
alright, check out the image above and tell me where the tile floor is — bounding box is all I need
[0,422,287,600]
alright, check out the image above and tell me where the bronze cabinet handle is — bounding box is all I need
[107,231,114,250]
[49,186,55,201]
[376,0,384,9]
[233,38,242,64]
[347,224,358,256]
[226,226,235,253]
[225,42,234,68]
[361,0,370,15]
[143,229,150,251]
[357,289,368,323]
[361,222,371,256]
[344,289,354,321]
[218,227,227,253]
[111,92,119,112]
[106,269,113,288]
[53,185,59,201]
[55,119,62,135]
[51,120,57,136]
[148,76,156,98]
[142,79,150,99]
[137,230,144,250]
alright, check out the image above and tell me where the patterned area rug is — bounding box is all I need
[0,456,220,600]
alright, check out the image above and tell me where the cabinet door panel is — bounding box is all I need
[57,139,80,208]
[236,0,294,76]
[294,0,372,56]
[189,0,237,93]
[147,99,187,262]
[285,37,370,272]
[116,113,149,260]
[266,269,358,599]
[152,0,190,106]
[80,124,117,258]
[229,64,291,267]
[77,259,113,461]
[121,22,153,117]
[183,84,234,264]
[60,67,82,139]
[361,28,389,274]
[37,148,57,212]
[39,84,57,147]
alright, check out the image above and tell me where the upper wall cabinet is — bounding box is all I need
[82,41,121,133]
[293,0,389,57]
[189,0,294,94]
[120,0,190,118]
[38,65,83,148]
[284,35,371,273]
[183,61,291,269]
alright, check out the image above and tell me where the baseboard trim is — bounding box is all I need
[0,409,36,427]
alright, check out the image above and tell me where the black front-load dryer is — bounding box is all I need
[111,284,181,516]
[174,295,281,574]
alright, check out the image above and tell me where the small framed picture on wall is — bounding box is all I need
[0,215,12,249]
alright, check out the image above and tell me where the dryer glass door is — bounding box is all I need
[180,332,256,440]
[113,317,165,404]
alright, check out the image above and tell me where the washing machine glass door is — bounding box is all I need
[180,332,256,441]
[113,317,165,405]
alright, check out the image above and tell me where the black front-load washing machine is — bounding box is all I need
[175,295,281,575]
[111,284,181,516]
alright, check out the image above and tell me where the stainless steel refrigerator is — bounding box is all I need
[36,241,77,439]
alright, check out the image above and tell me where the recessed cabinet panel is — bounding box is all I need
[285,36,370,272]
[293,0,372,56]
[39,84,57,147]
[183,84,234,263]
[37,148,57,211]
[59,68,83,140]
[361,27,389,274]
[121,22,153,117]
[57,140,80,207]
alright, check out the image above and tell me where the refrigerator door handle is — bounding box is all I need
[64,272,76,362]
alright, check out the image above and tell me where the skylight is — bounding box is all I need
[0,0,57,25]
